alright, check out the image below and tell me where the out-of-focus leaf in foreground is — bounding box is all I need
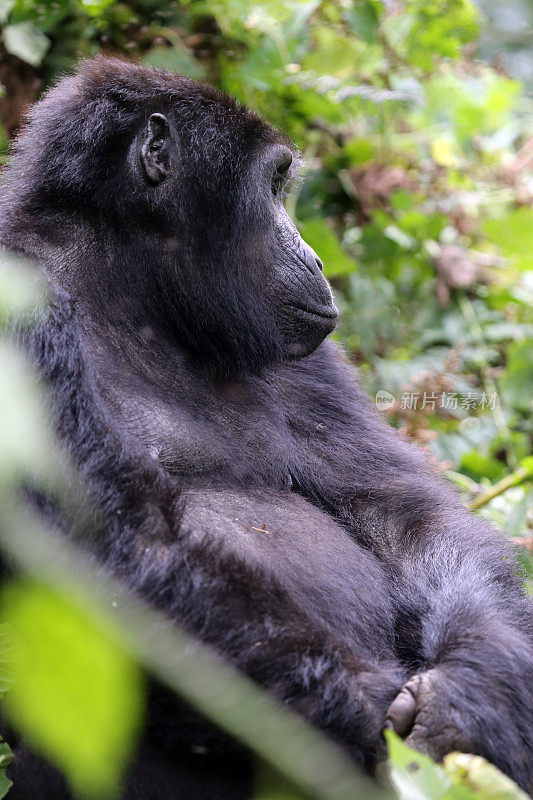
[254,762,308,800]
[0,580,144,799]
[386,731,529,800]
[0,625,16,798]
[385,729,472,800]
[443,753,530,800]
[0,625,14,800]
[0,344,53,481]
[0,250,46,326]
[0,742,13,800]
[0,624,17,696]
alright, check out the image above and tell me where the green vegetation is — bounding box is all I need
[0,1,532,798]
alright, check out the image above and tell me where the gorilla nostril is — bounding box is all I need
[315,257,323,272]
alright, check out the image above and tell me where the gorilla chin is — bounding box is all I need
[284,302,339,358]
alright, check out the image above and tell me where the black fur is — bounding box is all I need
[0,58,532,798]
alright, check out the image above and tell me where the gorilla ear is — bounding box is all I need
[140,113,170,185]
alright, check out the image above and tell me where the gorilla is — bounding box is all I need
[0,57,531,799]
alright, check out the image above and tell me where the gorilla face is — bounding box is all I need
[262,144,338,359]
[138,113,338,370]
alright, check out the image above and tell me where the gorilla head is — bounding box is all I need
[0,57,337,376]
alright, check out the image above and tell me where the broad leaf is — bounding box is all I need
[2,21,50,66]
[1,581,143,799]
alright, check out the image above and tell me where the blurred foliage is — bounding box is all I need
[1,581,143,798]
[386,731,530,800]
[0,0,532,797]
[0,631,14,799]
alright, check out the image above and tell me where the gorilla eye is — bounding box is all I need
[271,152,293,197]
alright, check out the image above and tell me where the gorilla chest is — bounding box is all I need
[106,376,295,487]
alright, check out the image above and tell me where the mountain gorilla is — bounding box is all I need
[0,57,532,798]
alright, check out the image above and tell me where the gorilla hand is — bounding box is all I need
[384,670,473,758]
[383,663,532,793]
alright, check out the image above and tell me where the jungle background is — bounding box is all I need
[0,1,532,799]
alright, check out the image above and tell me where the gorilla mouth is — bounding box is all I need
[288,303,339,323]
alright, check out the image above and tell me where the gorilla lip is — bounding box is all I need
[288,303,339,322]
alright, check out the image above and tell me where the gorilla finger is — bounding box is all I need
[383,674,421,737]
[404,727,433,757]
[405,724,453,764]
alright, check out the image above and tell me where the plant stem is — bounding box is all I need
[468,465,533,511]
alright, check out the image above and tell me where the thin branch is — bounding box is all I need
[468,463,533,511]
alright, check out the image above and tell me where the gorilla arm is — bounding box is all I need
[382,504,533,792]
[291,345,533,791]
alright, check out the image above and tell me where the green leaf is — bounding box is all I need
[8,0,70,31]
[298,218,356,277]
[484,208,533,272]
[303,31,371,78]
[460,450,506,482]
[425,73,520,142]
[254,762,307,800]
[386,730,456,800]
[0,0,15,25]
[519,456,533,475]
[384,224,416,250]
[0,741,13,800]
[236,37,285,93]
[79,0,114,16]
[344,0,382,44]
[343,138,374,166]
[0,624,17,696]
[391,191,414,212]
[499,340,533,414]
[392,0,480,71]
[387,711,531,799]
[0,343,58,480]
[1,581,143,799]
[443,752,530,799]
[0,772,11,800]
[0,249,47,323]
[0,742,13,772]
[2,20,50,66]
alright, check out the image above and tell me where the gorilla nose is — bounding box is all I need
[300,241,323,274]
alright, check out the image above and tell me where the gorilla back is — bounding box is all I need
[0,58,532,799]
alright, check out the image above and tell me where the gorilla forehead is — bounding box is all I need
[84,57,277,142]
[6,56,286,215]
[50,57,278,144]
